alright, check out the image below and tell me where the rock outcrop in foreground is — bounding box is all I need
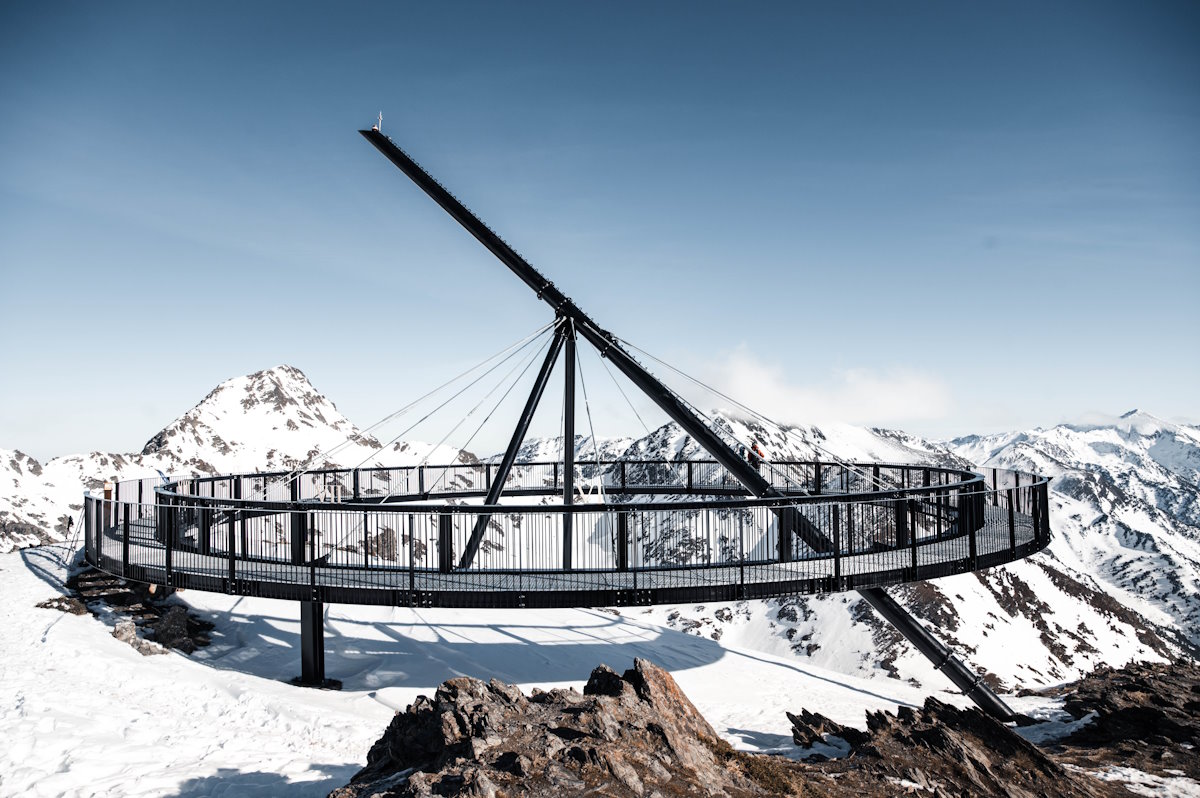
[330,658,1200,798]
[1047,659,1200,788]
[330,658,794,797]
[787,701,1107,797]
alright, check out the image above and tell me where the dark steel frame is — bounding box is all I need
[76,128,1056,717]
[84,461,1050,703]
[357,129,1033,719]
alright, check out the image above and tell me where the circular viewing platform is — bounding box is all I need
[82,459,1050,608]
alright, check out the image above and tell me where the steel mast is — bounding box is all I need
[359,127,1015,721]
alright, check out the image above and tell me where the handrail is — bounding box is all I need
[82,462,1051,603]
[146,459,1021,515]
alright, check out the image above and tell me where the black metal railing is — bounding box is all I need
[82,460,1050,608]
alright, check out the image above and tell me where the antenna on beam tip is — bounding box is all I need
[372,112,382,132]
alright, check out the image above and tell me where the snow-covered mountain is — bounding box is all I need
[499,434,637,466]
[948,410,1200,648]
[0,366,463,553]
[4,367,1196,696]
[580,411,1189,692]
[140,364,383,474]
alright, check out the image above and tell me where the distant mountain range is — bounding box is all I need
[3,365,1195,692]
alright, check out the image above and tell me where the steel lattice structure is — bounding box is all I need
[81,128,1053,719]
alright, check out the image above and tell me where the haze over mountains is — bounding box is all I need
[2,364,1196,693]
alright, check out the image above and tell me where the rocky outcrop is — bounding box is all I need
[66,567,213,655]
[787,700,1110,798]
[112,618,166,656]
[331,656,1200,798]
[782,658,1200,797]
[329,658,802,797]
[1048,659,1200,786]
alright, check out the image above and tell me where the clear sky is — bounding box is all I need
[2,1,1197,461]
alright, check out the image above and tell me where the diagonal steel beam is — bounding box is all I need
[459,323,566,569]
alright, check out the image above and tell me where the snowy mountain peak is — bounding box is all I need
[947,415,1200,651]
[140,365,382,472]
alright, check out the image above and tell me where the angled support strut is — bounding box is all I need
[458,322,567,569]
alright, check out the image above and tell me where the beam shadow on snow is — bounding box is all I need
[162,764,357,798]
[192,599,729,689]
[20,544,80,594]
[18,544,920,713]
[186,598,915,710]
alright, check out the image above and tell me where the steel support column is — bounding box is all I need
[300,600,325,684]
[563,324,576,570]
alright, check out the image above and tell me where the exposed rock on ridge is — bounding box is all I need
[330,658,797,797]
[787,701,1109,797]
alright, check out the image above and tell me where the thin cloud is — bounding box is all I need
[698,348,952,428]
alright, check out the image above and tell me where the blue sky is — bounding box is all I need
[2,2,1197,460]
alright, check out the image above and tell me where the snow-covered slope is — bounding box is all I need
[8,543,1059,797]
[499,434,637,466]
[948,410,1200,648]
[0,366,462,554]
[4,367,1195,694]
[607,411,1192,691]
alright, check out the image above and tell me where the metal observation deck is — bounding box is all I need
[83,460,1048,608]
[78,126,1052,719]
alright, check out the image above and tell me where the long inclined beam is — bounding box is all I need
[358,128,1016,720]
[358,129,777,506]
[459,325,567,569]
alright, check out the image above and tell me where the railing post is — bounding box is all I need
[227,509,236,588]
[419,466,426,497]
[1041,483,1051,542]
[846,502,855,556]
[686,461,693,493]
[1007,488,1017,553]
[198,505,211,556]
[813,461,821,495]
[778,507,794,562]
[363,511,370,569]
[620,461,626,491]
[832,504,842,586]
[122,504,130,575]
[84,498,93,564]
[617,510,629,571]
[910,500,918,570]
[290,479,306,565]
[165,501,174,587]
[234,477,248,556]
[738,511,746,597]
[895,497,908,548]
[967,492,978,570]
[89,498,97,564]
[408,514,416,593]
[438,514,453,573]
[353,468,360,500]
